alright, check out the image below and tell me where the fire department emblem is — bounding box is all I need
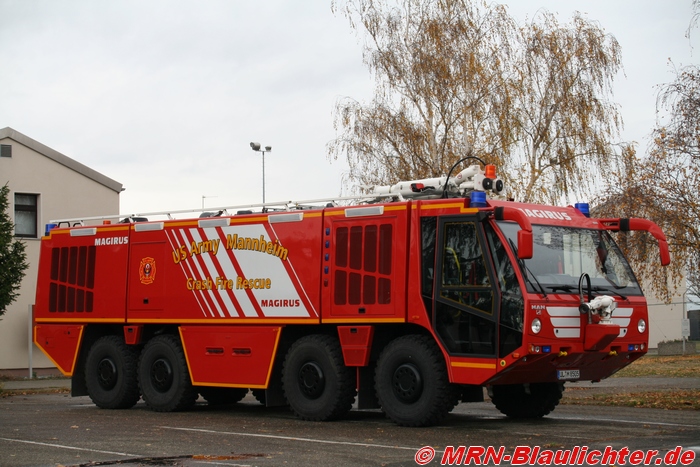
[139,257,156,285]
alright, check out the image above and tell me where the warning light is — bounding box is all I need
[44,223,58,236]
[470,191,487,207]
[484,164,497,179]
[575,203,590,217]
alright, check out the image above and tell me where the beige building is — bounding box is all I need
[0,127,122,375]
[647,288,687,349]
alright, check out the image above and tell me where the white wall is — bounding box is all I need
[646,284,688,348]
[0,135,120,371]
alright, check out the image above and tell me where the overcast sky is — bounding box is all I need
[1,1,696,216]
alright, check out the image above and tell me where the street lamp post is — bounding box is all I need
[250,142,272,204]
[201,195,217,210]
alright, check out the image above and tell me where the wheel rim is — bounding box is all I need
[96,358,118,390]
[298,361,325,399]
[150,358,174,393]
[392,363,423,403]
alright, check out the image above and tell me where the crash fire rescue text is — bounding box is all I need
[33,158,669,426]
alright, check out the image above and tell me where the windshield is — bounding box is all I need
[498,221,643,296]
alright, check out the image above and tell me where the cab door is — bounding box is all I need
[434,216,499,357]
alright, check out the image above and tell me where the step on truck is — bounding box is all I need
[33,159,669,426]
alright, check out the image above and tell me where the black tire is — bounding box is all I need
[84,335,140,409]
[199,387,248,406]
[138,335,198,412]
[375,335,459,427]
[491,382,564,418]
[282,334,356,421]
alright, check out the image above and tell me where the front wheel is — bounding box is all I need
[138,335,198,412]
[282,334,356,421]
[85,336,140,409]
[490,382,564,418]
[375,335,459,427]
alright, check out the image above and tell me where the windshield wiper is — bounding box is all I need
[508,239,547,297]
[547,285,577,293]
[591,286,627,300]
[545,283,628,300]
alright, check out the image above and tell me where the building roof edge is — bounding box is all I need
[0,127,123,193]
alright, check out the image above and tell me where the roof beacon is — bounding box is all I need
[575,203,590,217]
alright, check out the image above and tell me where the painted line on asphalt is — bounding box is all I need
[161,426,420,452]
[553,415,699,428]
[509,431,590,440]
[0,437,139,457]
[191,463,251,467]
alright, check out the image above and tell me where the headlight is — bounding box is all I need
[531,318,542,334]
[637,319,646,333]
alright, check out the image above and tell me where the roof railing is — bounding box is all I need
[49,193,400,226]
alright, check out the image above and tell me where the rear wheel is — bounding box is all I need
[490,382,564,418]
[375,335,458,427]
[199,387,248,406]
[282,334,356,421]
[138,335,198,412]
[85,336,140,409]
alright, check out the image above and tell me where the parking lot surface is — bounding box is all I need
[1,385,699,467]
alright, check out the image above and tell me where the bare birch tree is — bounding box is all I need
[329,0,624,205]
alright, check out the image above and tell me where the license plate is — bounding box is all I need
[557,369,580,381]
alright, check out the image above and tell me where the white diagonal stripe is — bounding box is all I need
[197,227,256,317]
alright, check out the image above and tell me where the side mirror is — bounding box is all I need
[600,218,670,266]
[517,230,533,259]
[494,206,533,259]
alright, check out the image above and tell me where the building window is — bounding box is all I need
[14,193,38,238]
[0,144,11,158]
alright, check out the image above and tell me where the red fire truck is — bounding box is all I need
[33,161,669,426]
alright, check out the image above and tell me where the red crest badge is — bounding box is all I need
[139,257,156,285]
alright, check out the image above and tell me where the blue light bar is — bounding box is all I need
[471,191,487,207]
[44,223,58,236]
[543,346,551,353]
[574,203,590,217]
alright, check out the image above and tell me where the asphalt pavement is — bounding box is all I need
[2,380,699,467]
[2,375,698,393]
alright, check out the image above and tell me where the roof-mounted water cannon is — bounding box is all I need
[369,157,505,201]
[371,176,448,200]
[455,164,504,195]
